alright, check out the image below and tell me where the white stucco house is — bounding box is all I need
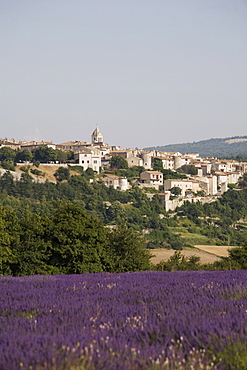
[126,156,144,167]
[140,171,163,190]
[20,141,56,151]
[74,149,101,173]
[194,175,218,195]
[103,174,130,191]
[164,178,201,197]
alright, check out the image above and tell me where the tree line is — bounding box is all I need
[144,136,247,158]
[0,201,151,276]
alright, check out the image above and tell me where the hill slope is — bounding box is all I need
[144,136,247,158]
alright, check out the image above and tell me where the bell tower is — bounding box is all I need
[91,125,103,145]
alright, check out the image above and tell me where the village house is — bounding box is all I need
[126,155,144,167]
[56,141,91,151]
[108,148,146,168]
[172,153,200,170]
[159,191,216,212]
[140,151,156,169]
[140,170,163,190]
[198,162,212,176]
[156,155,175,170]
[192,175,218,195]
[74,148,101,173]
[20,141,56,151]
[164,178,201,197]
[214,171,242,188]
[102,174,130,191]
[110,148,138,159]
[235,162,247,174]
[212,159,241,173]
[0,139,21,150]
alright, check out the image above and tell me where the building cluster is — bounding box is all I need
[1,127,247,211]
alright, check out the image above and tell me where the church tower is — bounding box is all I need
[91,125,104,145]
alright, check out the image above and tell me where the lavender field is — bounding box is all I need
[1,271,247,370]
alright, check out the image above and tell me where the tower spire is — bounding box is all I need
[91,125,103,144]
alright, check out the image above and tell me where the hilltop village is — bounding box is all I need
[1,126,247,211]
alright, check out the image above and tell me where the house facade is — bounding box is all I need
[164,178,201,197]
[74,149,101,173]
[140,171,163,190]
[103,174,130,191]
[20,141,56,151]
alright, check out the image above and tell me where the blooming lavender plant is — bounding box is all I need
[1,270,247,369]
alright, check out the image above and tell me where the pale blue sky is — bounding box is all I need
[0,0,246,148]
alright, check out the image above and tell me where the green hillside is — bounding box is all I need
[144,136,247,158]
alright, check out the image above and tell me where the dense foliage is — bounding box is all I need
[109,155,128,169]
[0,170,193,252]
[176,188,247,247]
[0,200,151,276]
[1,270,247,369]
[1,168,247,275]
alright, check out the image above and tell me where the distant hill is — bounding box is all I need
[144,136,247,158]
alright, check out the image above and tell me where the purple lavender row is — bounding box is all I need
[1,270,247,369]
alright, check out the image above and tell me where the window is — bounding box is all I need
[93,160,97,164]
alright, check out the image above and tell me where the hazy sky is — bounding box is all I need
[1,0,247,149]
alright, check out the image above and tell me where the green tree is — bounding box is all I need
[55,149,68,163]
[33,146,57,163]
[1,161,16,171]
[170,186,182,196]
[228,240,247,269]
[0,206,18,275]
[187,165,197,175]
[10,209,53,276]
[238,174,247,188]
[66,150,74,161]
[162,169,187,180]
[54,167,70,182]
[107,200,127,226]
[108,227,151,272]
[47,202,112,273]
[110,155,128,169]
[18,173,34,198]
[153,158,163,171]
[85,167,95,178]
[0,147,16,162]
[155,251,201,271]
[0,172,16,196]
[15,150,33,163]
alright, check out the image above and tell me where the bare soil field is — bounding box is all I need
[194,245,238,257]
[15,164,80,183]
[150,245,241,265]
[150,248,223,265]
